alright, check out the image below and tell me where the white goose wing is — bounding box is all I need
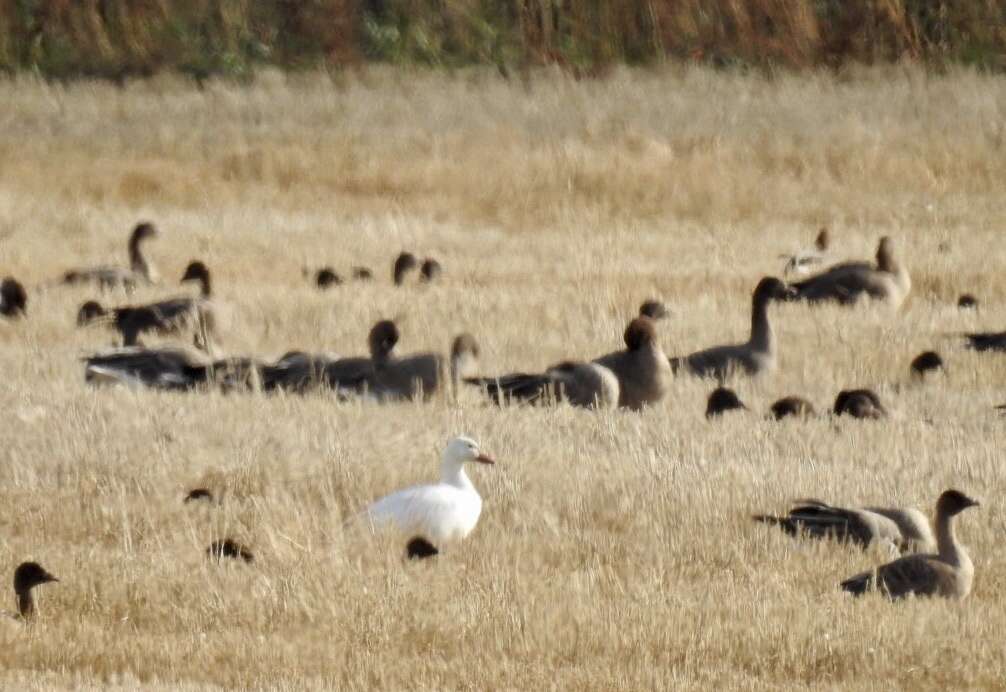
[366,483,477,540]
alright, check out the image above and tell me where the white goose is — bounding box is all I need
[364,436,494,544]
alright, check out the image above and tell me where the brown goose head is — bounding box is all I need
[815,227,830,251]
[623,316,658,351]
[206,539,254,563]
[14,562,58,595]
[420,258,442,282]
[910,351,944,378]
[753,276,796,305]
[180,260,211,297]
[315,267,342,289]
[770,396,815,420]
[129,222,158,246]
[875,236,898,272]
[706,387,746,418]
[936,489,980,517]
[406,537,439,560]
[0,278,28,317]
[352,266,374,281]
[393,253,419,285]
[76,300,107,326]
[368,320,400,361]
[833,388,886,419]
[638,299,669,320]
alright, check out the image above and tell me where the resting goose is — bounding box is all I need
[420,258,443,282]
[393,252,419,285]
[964,330,1006,352]
[781,227,831,276]
[769,396,815,420]
[83,346,260,391]
[62,221,158,290]
[791,236,911,308]
[467,360,620,409]
[638,299,669,320]
[706,387,746,418]
[76,261,215,347]
[755,499,934,554]
[833,388,887,419]
[910,351,944,378]
[841,490,979,599]
[591,316,671,410]
[361,436,494,544]
[3,562,58,623]
[670,277,794,380]
[0,278,27,318]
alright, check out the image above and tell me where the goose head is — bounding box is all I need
[352,266,374,281]
[393,252,419,285]
[76,300,107,326]
[368,320,400,361]
[623,316,658,351]
[130,222,158,244]
[814,227,830,251]
[753,276,796,304]
[180,260,211,294]
[450,333,480,379]
[441,436,495,475]
[315,267,342,289]
[1,278,28,317]
[910,351,944,378]
[937,489,980,517]
[420,258,442,282]
[706,387,746,418]
[406,537,439,560]
[14,562,58,595]
[638,299,669,320]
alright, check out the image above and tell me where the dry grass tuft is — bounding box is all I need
[1,66,1005,689]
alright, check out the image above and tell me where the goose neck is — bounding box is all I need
[749,295,774,353]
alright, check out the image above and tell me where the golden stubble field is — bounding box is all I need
[1,65,1006,689]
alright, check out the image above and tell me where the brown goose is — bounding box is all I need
[671,277,794,380]
[467,360,620,409]
[83,346,260,391]
[3,562,58,622]
[791,236,911,308]
[393,252,419,285]
[755,500,934,554]
[910,351,944,378]
[62,221,158,290]
[833,388,886,419]
[769,396,815,420]
[706,387,746,418]
[0,278,27,318]
[841,490,978,599]
[592,316,671,410]
[420,258,442,282]
[76,261,214,347]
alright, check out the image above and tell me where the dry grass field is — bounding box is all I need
[1,65,1006,689]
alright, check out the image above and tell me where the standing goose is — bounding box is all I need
[0,278,27,318]
[467,360,620,409]
[3,562,58,623]
[791,236,911,308]
[755,499,934,553]
[670,277,794,380]
[362,436,494,544]
[841,490,979,599]
[77,261,215,347]
[62,222,158,291]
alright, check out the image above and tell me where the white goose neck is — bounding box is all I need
[441,459,477,493]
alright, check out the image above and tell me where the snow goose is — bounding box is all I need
[363,436,494,544]
[791,236,911,308]
[3,562,58,623]
[841,490,979,599]
[755,499,934,554]
[62,221,158,291]
[0,278,27,318]
[670,277,794,380]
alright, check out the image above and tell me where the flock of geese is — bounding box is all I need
[1,221,1003,623]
